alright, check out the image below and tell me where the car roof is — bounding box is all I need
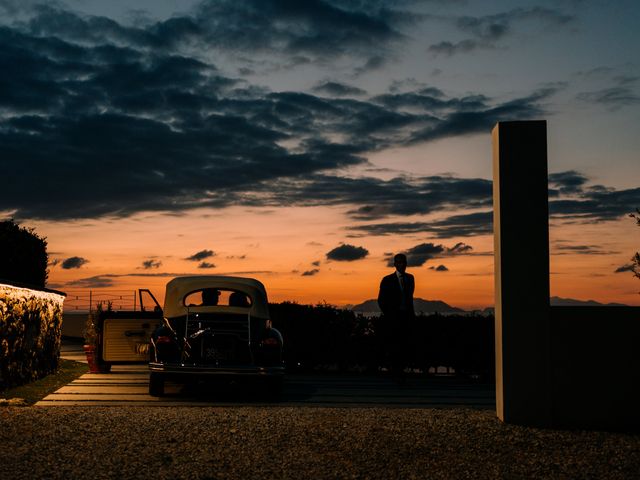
[163,275,270,319]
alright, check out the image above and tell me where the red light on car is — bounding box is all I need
[156,335,175,344]
[261,337,278,347]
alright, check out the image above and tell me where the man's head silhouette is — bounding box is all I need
[201,288,220,306]
[393,253,407,274]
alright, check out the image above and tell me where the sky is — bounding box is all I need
[1,0,639,309]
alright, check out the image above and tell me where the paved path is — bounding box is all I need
[39,341,495,408]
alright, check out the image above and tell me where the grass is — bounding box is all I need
[0,359,87,405]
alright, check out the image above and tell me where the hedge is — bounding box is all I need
[0,283,65,389]
[269,302,495,378]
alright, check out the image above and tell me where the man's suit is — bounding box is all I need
[377,271,415,377]
[378,271,415,318]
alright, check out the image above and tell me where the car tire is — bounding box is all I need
[149,372,165,397]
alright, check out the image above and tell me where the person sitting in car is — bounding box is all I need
[229,291,250,307]
[201,288,220,306]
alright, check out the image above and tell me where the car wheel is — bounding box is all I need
[149,372,165,397]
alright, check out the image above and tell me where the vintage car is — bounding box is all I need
[148,276,284,396]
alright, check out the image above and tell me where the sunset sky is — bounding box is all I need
[1,0,639,309]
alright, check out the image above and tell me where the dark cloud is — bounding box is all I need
[61,256,88,269]
[301,269,320,276]
[186,250,215,261]
[386,242,472,267]
[614,264,635,273]
[141,259,162,269]
[326,244,369,261]
[429,264,449,272]
[549,170,589,195]
[549,186,640,222]
[552,243,617,256]
[198,262,216,269]
[577,86,640,110]
[339,169,638,229]
[192,0,410,60]
[0,5,556,221]
[428,39,486,56]
[67,275,115,288]
[312,81,367,97]
[389,243,444,267]
[263,175,493,221]
[65,272,201,288]
[449,242,473,254]
[0,4,627,230]
[429,7,574,56]
[311,260,321,266]
[348,211,493,238]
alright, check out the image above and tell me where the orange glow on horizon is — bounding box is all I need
[37,205,640,310]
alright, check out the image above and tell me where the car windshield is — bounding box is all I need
[183,288,252,308]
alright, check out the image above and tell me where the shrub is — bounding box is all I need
[0,285,64,389]
[0,219,48,288]
[269,302,494,377]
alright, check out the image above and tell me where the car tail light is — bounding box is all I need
[156,335,175,345]
[261,337,279,347]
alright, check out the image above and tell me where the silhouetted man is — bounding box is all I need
[378,253,415,382]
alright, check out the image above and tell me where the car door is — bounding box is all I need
[100,289,163,363]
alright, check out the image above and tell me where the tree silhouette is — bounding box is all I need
[0,219,48,287]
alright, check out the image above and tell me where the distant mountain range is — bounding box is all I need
[349,298,466,315]
[348,296,629,315]
[549,296,628,307]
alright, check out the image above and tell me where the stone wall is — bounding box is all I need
[0,282,65,389]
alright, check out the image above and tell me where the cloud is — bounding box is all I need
[552,242,617,256]
[428,39,487,56]
[614,264,635,273]
[301,269,320,276]
[429,264,449,272]
[390,243,444,267]
[429,7,574,56]
[192,0,411,61]
[64,272,203,288]
[1,4,630,230]
[349,210,493,238]
[549,186,640,222]
[61,256,89,269]
[548,170,589,195]
[448,242,473,254]
[386,242,472,267]
[198,262,216,269]
[141,259,162,269]
[312,81,367,96]
[265,175,494,221]
[577,86,640,111]
[186,250,215,261]
[311,260,321,266]
[66,275,115,288]
[0,6,556,221]
[326,244,369,261]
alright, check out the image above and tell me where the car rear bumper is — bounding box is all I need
[149,362,285,376]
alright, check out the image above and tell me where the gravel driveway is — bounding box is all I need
[1,406,638,479]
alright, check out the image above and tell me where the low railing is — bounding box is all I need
[63,289,138,313]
